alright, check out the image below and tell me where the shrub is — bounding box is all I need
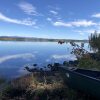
[77,57,100,70]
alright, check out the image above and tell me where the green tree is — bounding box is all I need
[89,31,100,53]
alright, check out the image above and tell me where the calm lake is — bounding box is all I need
[0,41,89,79]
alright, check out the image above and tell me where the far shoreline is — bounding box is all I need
[0,36,89,43]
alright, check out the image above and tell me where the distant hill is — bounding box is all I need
[0,36,88,43]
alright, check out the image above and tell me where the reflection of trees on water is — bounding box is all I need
[25,41,89,73]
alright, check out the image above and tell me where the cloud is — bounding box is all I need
[0,53,35,64]
[74,29,100,36]
[50,10,58,15]
[53,20,96,27]
[46,17,53,23]
[47,17,52,21]
[71,20,96,27]
[92,13,100,18]
[53,21,72,27]
[0,13,36,26]
[18,2,38,16]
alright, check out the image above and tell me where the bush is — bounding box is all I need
[77,57,100,70]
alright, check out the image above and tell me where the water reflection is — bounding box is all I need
[0,41,89,79]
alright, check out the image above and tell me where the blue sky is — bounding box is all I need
[0,0,100,39]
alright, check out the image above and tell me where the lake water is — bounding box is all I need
[0,41,89,79]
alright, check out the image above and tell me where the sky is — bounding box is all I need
[0,0,100,39]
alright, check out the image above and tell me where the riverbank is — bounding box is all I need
[0,71,96,100]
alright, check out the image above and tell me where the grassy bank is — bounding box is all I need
[0,71,97,100]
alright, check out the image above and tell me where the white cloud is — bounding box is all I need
[53,21,72,27]
[0,53,35,64]
[74,30,97,36]
[47,17,52,21]
[82,30,95,34]
[53,20,96,27]
[50,10,58,15]
[18,2,38,16]
[0,13,36,26]
[92,13,100,18]
[71,20,96,27]
[46,17,53,23]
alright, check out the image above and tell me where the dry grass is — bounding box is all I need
[28,72,65,90]
[11,74,32,89]
[1,71,97,100]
